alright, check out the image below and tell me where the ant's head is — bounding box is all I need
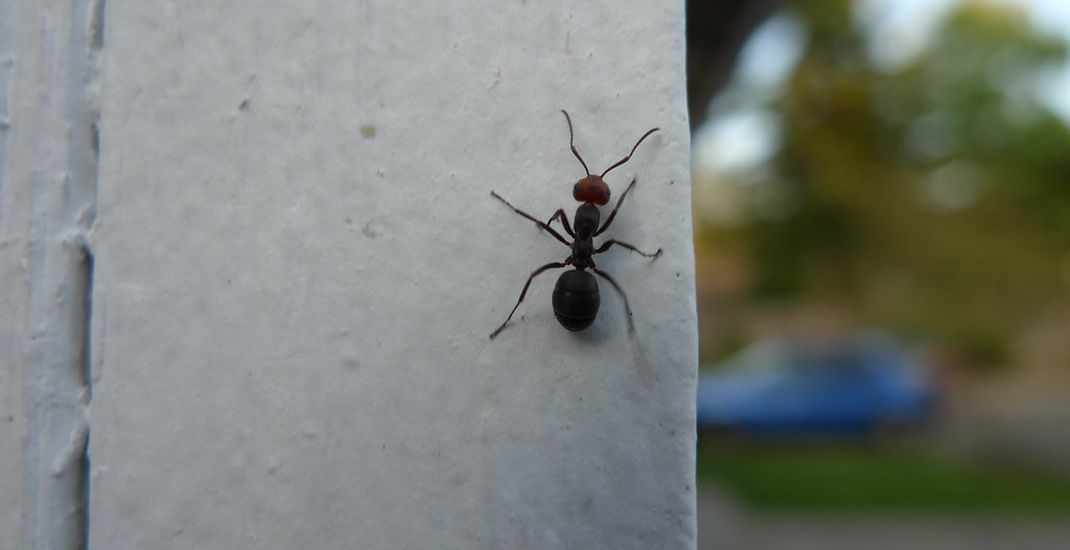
[573,175,611,206]
[560,110,659,207]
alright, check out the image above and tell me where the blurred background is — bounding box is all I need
[687,0,1070,548]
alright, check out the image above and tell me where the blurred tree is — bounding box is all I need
[712,0,1070,365]
[687,0,780,127]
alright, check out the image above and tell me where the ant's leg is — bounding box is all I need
[490,191,570,246]
[591,267,635,336]
[595,178,637,236]
[594,239,661,259]
[546,209,576,238]
[490,261,569,339]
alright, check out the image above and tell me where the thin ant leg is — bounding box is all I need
[560,110,590,177]
[600,127,659,178]
[595,178,636,236]
[490,191,571,246]
[546,209,575,238]
[595,239,661,259]
[591,267,635,336]
[490,261,569,339]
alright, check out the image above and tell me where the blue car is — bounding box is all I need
[696,333,937,436]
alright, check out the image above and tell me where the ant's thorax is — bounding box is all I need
[573,202,601,239]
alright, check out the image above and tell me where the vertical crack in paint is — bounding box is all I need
[81,1,106,548]
[78,247,94,550]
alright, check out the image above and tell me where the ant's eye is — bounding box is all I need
[573,182,584,201]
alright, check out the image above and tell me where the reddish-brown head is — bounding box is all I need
[560,110,659,207]
[573,175,611,206]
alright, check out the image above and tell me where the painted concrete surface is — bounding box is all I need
[0,1,101,548]
[89,1,695,549]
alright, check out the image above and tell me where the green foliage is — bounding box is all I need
[707,0,1070,365]
[697,443,1070,514]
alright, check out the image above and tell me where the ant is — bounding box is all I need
[489,110,661,339]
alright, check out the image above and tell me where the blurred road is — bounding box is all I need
[696,326,1070,549]
[698,487,1070,550]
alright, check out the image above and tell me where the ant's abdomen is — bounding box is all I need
[553,270,600,331]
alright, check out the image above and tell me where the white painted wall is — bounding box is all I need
[1,1,101,548]
[4,1,696,548]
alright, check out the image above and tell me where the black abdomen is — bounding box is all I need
[553,270,599,331]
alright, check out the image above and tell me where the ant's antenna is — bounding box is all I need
[561,110,591,177]
[601,127,659,178]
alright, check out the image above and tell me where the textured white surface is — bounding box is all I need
[0,1,99,547]
[90,1,696,548]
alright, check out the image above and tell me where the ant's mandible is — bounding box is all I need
[489,110,662,339]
